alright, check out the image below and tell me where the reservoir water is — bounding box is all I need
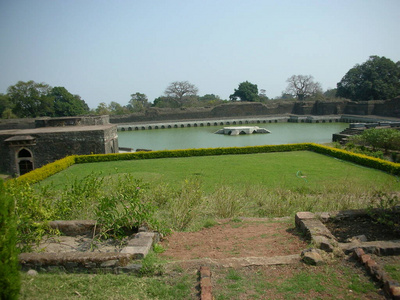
[117,122,348,151]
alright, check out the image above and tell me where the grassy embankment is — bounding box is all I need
[18,150,398,299]
[36,150,400,231]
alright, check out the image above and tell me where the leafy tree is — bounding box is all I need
[285,75,322,100]
[336,56,400,101]
[152,96,181,108]
[95,102,110,115]
[258,89,269,102]
[7,80,54,117]
[164,81,199,104]
[108,101,127,115]
[128,92,149,112]
[0,93,14,118]
[198,94,224,106]
[50,87,89,117]
[349,128,400,153]
[323,88,338,99]
[229,81,259,102]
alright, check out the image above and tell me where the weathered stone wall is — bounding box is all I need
[0,125,118,175]
[110,98,400,124]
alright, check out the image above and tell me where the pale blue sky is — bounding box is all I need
[1,0,399,109]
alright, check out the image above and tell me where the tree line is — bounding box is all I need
[1,55,399,119]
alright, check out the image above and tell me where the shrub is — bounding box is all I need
[16,155,76,184]
[0,180,20,300]
[308,143,400,175]
[6,181,56,252]
[209,186,244,218]
[167,178,204,231]
[94,177,159,239]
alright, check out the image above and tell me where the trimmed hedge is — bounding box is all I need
[15,155,76,184]
[8,143,400,184]
[308,143,400,176]
[75,143,311,164]
[0,180,20,300]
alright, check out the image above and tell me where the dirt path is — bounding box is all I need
[160,217,308,261]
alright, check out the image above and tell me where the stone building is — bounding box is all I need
[0,116,118,176]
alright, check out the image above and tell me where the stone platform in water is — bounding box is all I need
[214,126,271,136]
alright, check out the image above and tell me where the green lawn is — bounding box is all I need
[42,151,399,193]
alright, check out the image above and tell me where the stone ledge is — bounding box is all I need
[353,247,400,299]
[295,212,338,252]
[199,266,213,300]
[19,222,160,273]
[296,210,400,299]
[340,240,400,255]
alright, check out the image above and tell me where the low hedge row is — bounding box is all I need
[16,155,76,184]
[12,143,400,184]
[74,143,310,164]
[308,143,400,176]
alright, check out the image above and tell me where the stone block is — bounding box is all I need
[312,235,336,252]
[100,260,118,268]
[360,254,371,265]
[295,212,315,229]
[117,263,142,274]
[353,248,365,259]
[301,248,325,266]
[120,246,150,259]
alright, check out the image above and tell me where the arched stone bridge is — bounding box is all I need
[117,115,342,131]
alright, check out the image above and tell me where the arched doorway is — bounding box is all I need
[17,148,34,175]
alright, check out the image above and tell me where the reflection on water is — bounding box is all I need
[118,122,348,151]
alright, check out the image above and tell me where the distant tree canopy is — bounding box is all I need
[285,75,322,101]
[5,80,89,118]
[128,92,150,112]
[229,81,259,102]
[164,81,199,104]
[336,56,400,101]
[50,87,89,117]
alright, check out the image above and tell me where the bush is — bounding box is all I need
[308,143,400,176]
[16,155,76,184]
[0,180,20,300]
[6,181,56,252]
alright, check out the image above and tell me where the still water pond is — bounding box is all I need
[118,122,348,151]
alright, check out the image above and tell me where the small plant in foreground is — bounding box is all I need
[367,191,400,231]
[95,178,157,240]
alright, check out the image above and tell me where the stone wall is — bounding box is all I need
[110,98,400,124]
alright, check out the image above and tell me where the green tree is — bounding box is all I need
[198,94,224,106]
[323,88,338,99]
[152,96,180,108]
[128,92,149,112]
[7,80,54,117]
[95,102,110,115]
[229,81,259,102]
[108,101,126,115]
[164,81,199,105]
[350,128,400,153]
[258,89,269,102]
[336,56,400,101]
[0,93,15,118]
[50,87,89,117]
[285,75,322,101]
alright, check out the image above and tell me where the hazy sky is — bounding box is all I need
[1,0,399,109]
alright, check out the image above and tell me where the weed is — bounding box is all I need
[139,252,165,277]
[367,191,400,231]
[153,243,165,254]
[166,178,204,231]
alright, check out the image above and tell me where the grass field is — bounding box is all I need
[31,150,400,232]
[42,151,398,193]
[18,150,397,299]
